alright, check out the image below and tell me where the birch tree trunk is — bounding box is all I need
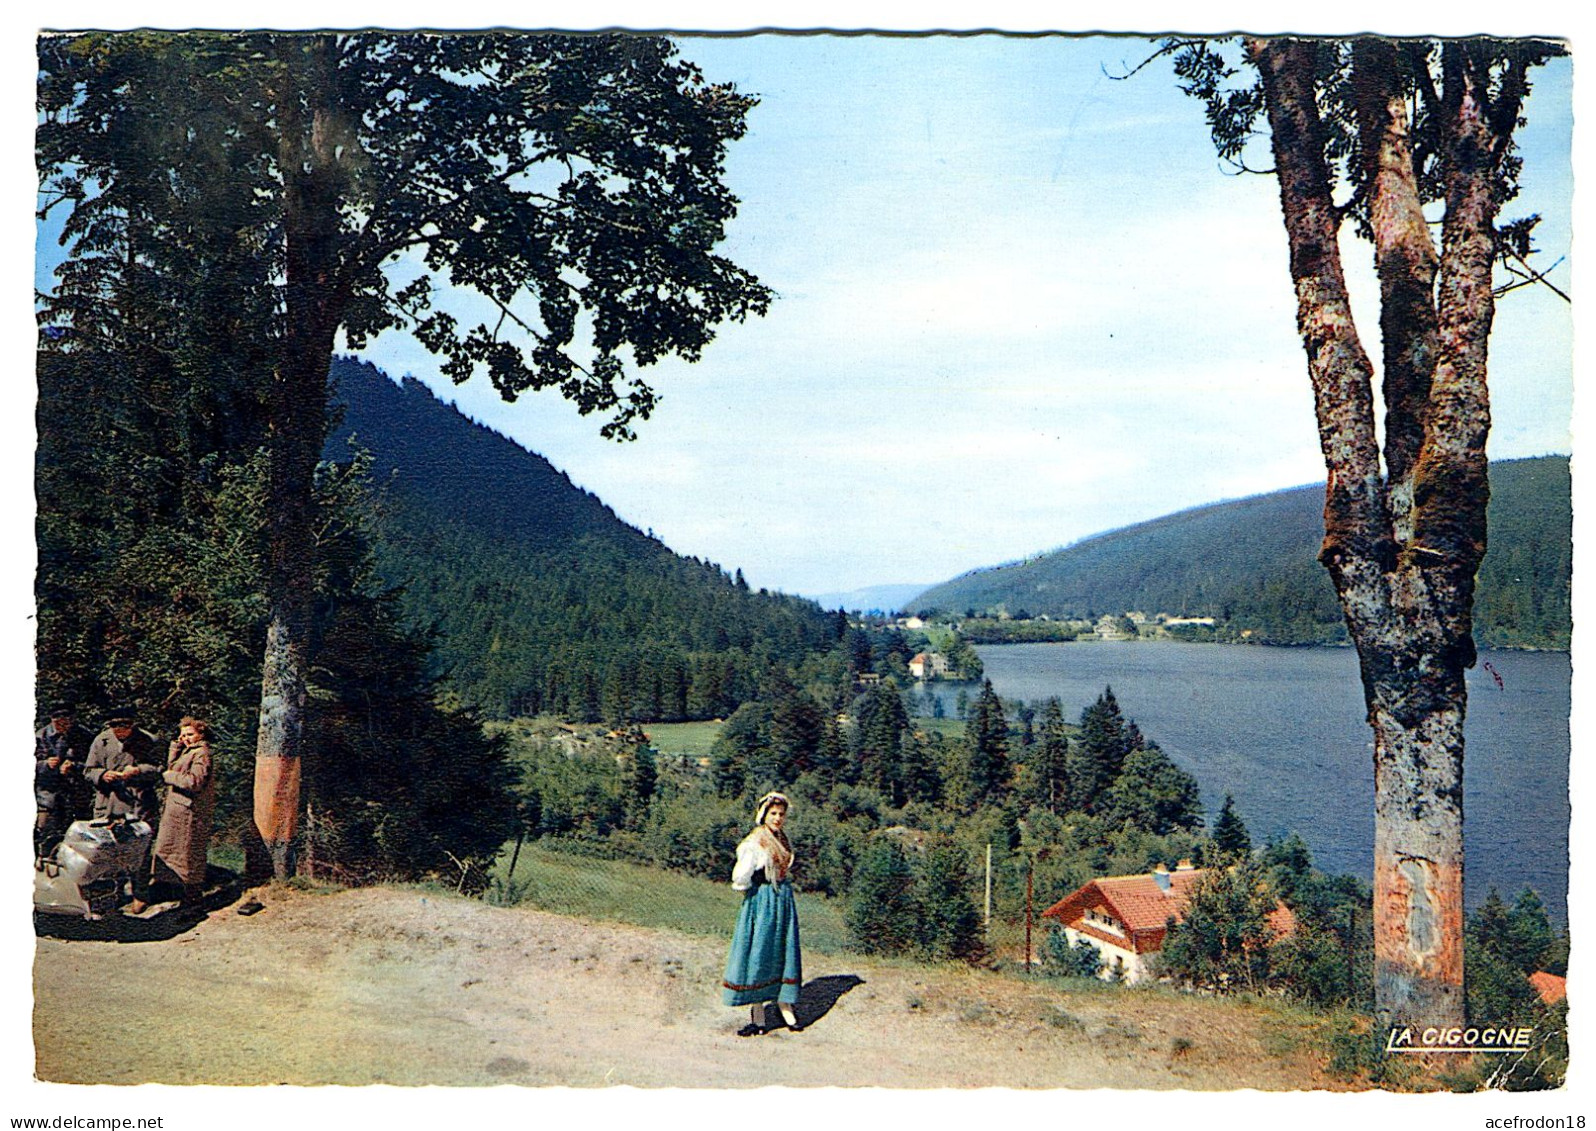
[252,35,351,880]
[1248,37,1513,1028]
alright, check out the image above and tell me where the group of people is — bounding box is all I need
[34,702,216,915]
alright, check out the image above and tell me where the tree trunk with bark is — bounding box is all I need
[252,35,351,880]
[1247,37,1520,1028]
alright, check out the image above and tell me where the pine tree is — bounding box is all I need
[1067,687,1137,812]
[619,742,658,831]
[846,838,921,956]
[964,679,1010,804]
[1262,832,1315,904]
[768,675,823,782]
[811,715,846,787]
[1102,743,1204,835]
[914,844,985,962]
[854,682,910,803]
[709,702,769,799]
[1499,888,1557,974]
[1026,697,1070,814]
[1213,794,1253,856]
[897,730,942,806]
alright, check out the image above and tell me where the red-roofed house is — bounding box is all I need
[1529,971,1567,1005]
[1041,861,1296,984]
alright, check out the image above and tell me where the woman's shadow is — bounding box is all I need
[791,973,864,1030]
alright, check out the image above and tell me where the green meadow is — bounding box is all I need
[491,841,852,955]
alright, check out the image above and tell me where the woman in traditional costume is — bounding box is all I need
[722,791,803,1035]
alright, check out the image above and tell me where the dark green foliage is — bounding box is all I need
[1262,832,1316,903]
[1464,944,1542,1027]
[1468,886,1559,981]
[1159,860,1278,992]
[330,359,840,722]
[963,680,1010,805]
[1212,794,1252,856]
[914,844,986,962]
[813,716,847,787]
[304,593,518,883]
[300,458,521,881]
[1504,889,1558,975]
[958,618,1084,644]
[619,742,658,831]
[1102,743,1204,835]
[942,635,984,680]
[846,838,922,956]
[1044,925,1104,978]
[1067,688,1135,813]
[914,458,1570,649]
[708,702,772,799]
[1481,1002,1568,1091]
[767,675,825,783]
[42,30,775,436]
[516,739,625,841]
[853,681,911,801]
[1462,891,1568,1088]
[786,802,866,898]
[37,30,784,881]
[1473,459,1573,649]
[828,782,888,827]
[639,792,745,878]
[1270,922,1352,1007]
[1254,831,1374,1008]
[896,730,942,806]
[1020,698,1070,814]
[1542,926,1571,978]
[38,334,518,884]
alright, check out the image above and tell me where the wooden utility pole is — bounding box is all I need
[984,844,992,927]
[1025,857,1034,969]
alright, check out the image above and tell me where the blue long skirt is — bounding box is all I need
[722,879,802,1006]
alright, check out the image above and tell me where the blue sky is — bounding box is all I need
[353,34,1574,599]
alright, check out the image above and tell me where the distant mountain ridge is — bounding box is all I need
[912,456,1571,650]
[806,582,932,615]
[326,358,840,719]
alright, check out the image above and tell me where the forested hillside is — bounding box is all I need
[913,456,1570,649]
[327,357,841,718]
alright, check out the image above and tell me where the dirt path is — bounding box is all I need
[34,884,1340,1089]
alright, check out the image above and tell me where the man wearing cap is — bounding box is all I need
[34,702,94,856]
[84,708,163,824]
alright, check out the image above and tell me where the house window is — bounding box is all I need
[1086,909,1122,933]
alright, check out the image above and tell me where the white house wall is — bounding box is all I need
[1062,926,1152,984]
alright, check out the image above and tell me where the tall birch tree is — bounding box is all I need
[1166,35,1565,1026]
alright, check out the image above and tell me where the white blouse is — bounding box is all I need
[730,827,794,890]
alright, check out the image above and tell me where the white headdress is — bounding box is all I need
[755,791,790,826]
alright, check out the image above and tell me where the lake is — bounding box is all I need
[935,641,1570,922]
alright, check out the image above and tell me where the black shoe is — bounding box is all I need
[736,1023,764,1038]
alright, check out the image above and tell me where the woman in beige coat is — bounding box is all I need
[128,716,215,913]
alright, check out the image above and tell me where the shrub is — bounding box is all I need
[846,837,921,955]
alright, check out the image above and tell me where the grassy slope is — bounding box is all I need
[493,841,854,954]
